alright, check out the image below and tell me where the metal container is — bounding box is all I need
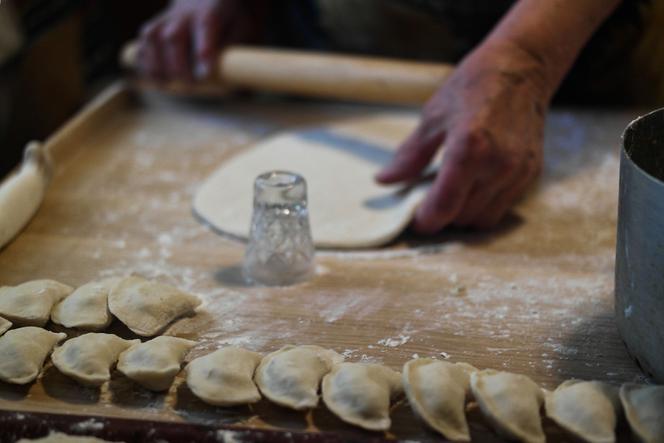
[616,107,664,382]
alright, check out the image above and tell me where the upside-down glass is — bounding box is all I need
[243,171,315,286]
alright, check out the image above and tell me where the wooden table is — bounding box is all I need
[0,83,646,442]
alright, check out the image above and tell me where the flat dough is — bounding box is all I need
[51,277,120,330]
[51,333,139,387]
[108,276,201,336]
[17,432,123,443]
[186,346,263,406]
[0,326,66,384]
[0,316,10,335]
[255,345,343,410]
[194,114,428,248]
[0,279,73,326]
[117,335,196,391]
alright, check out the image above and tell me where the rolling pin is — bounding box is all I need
[121,42,454,105]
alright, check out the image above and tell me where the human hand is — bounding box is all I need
[138,0,265,81]
[376,42,550,233]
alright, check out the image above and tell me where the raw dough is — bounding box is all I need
[0,326,66,384]
[0,142,51,250]
[0,316,10,335]
[51,277,120,330]
[0,279,72,326]
[51,333,139,387]
[620,383,664,443]
[186,346,263,406]
[403,359,476,441]
[117,335,196,391]
[322,362,403,431]
[545,380,621,443]
[255,345,343,410]
[108,276,200,336]
[470,370,545,443]
[194,115,429,248]
[17,432,123,443]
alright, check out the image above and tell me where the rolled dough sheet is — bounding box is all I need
[193,113,429,249]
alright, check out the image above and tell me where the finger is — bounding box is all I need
[193,6,224,79]
[454,156,524,226]
[472,162,536,228]
[138,17,166,79]
[160,15,192,81]
[412,145,478,234]
[375,119,445,184]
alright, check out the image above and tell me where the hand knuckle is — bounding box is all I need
[495,155,519,175]
[140,21,160,40]
[416,118,443,145]
[452,128,493,166]
[161,22,186,43]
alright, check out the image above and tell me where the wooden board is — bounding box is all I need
[0,83,647,442]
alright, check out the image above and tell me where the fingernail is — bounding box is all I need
[375,164,397,181]
[375,169,389,182]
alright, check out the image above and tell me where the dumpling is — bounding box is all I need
[0,279,72,326]
[403,359,476,441]
[17,431,123,442]
[186,347,262,406]
[51,333,139,387]
[0,316,10,335]
[620,383,664,443]
[0,326,66,384]
[322,362,403,431]
[51,277,120,330]
[117,336,196,391]
[470,370,545,443]
[545,380,620,443]
[255,345,343,410]
[108,276,201,336]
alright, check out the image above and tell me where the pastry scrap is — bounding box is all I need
[108,276,200,336]
[51,333,139,387]
[0,316,10,335]
[0,326,66,384]
[117,335,196,391]
[620,383,664,443]
[0,279,72,326]
[403,359,476,441]
[186,346,262,406]
[51,278,120,331]
[255,345,343,410]
[545,380,621,443]
[322,362,403,431]
[470,369,545,443]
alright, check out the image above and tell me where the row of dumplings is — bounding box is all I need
[0,329,661,443]
[0,277,200,336]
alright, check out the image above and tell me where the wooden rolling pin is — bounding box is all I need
[121,42,454,105]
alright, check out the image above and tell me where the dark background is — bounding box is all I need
[0,0,662,178]
[0,0,167,177]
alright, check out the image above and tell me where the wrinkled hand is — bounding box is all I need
[138,0,264,81]
[376,43,549,233]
